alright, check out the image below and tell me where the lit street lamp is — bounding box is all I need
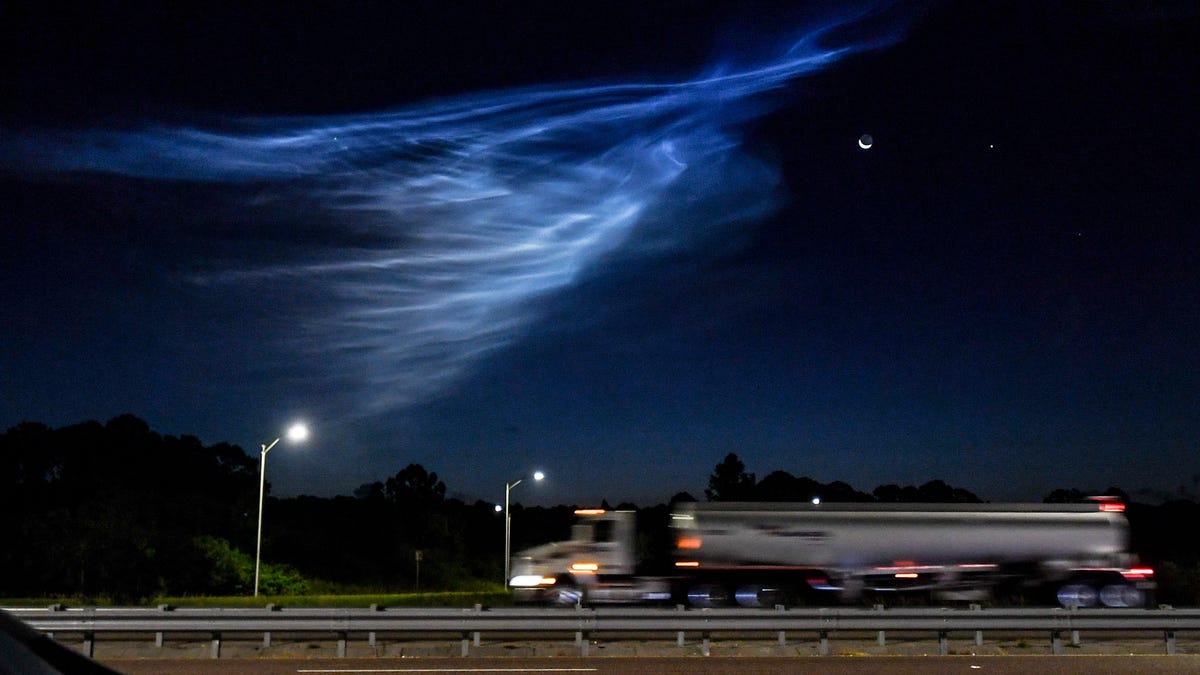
[254,422,309,597]
[504,470,544,588]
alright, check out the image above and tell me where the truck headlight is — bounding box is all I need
[510,575,557,587]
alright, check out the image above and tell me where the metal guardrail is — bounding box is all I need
[6,604,1200,658]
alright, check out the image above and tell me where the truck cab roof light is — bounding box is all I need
[574,509,606,516]
[675,561,700,568]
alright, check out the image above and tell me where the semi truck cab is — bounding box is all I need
[509,509,670,604]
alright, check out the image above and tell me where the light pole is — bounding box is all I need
[254,422,309,597]
[504,470,544,588]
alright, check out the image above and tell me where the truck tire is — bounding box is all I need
[1100,584,1144,608]
[686,584,731,607]
[550,577,584,606]
[735,585,784,608]
[1056,583,1098,608]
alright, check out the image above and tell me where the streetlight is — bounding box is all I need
[503,470,544,588]
[254,422,309,597]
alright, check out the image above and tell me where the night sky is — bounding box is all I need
[2,1,1197,507]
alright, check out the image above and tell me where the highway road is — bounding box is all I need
[103,655,1200,675]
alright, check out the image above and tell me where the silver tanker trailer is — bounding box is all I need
[508,500,1155,608]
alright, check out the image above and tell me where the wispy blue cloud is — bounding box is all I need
[3,5,910,416]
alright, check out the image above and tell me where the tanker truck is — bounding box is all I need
[508,500,1155,608]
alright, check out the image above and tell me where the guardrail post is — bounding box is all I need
[460,632,470,657]
[473,604,483,648]
[677,604,686,646]
[337,631,347,657]
[938,630,948,656]
[580,632,590,657]
[1071,629,1080,647]
[46,603,64,641]
[210,633,221,659]
[970,604,983,646]
[156,604,171,648]
[701,631,711,657]
[1165,630,1176,655]
[777,604,787,645]
[82,632,94,658]
[474,631,481,647]
[875,604,886,646]
[263,603,280,649]
[819,630,829,656]
[1050,631,1062,655]
[368,602,382,647]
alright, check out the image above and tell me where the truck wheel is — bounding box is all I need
[1100,584,1144,608]
[551,584,584,606]
[686,584,730,607]
[1057,583,1098,608]
[735,585,783,608]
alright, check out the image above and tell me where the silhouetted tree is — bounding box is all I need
[753,470,820,501]
[915,479,982,503]
[752,472,873,502]
[385,464,446,506]
[705,453,755,501]
[0,415,258,599]
[873,480,981,503]
[873,483,921,502]
[822,480,876,502]
[1044,488,1089,503]
[669,491,696,505]
[354,480,386,501]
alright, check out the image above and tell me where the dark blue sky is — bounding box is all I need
[2,1,1198,507]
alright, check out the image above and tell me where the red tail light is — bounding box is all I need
[1123,567,1154,579]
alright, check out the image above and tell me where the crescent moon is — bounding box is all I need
[858,135,873,150]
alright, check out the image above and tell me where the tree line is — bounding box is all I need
[3,418,1198,603]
